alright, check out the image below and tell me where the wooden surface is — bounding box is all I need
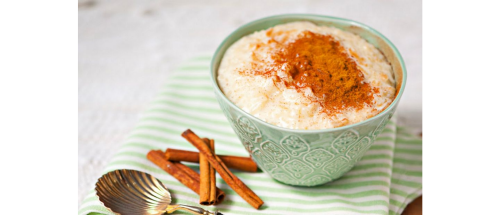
[402,195,422,215]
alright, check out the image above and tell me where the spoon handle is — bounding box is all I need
[166,204,221,215]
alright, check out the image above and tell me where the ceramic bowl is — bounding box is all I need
[210,14,406,186]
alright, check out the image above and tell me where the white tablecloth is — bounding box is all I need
[78,0,421,207]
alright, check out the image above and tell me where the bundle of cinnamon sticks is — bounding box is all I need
[146,129,264,209]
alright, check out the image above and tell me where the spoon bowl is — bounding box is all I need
[95,169,221,215]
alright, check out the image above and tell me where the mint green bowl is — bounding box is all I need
[210,14,406,186]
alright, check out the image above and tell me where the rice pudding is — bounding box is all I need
[217,22,395,130]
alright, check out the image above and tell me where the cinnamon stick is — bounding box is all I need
[199,138,217,205]
[173,162,225,204]
[208,139,217,205]
[147,150,225,204]
[165,148,258,172]
[182,129,264,209]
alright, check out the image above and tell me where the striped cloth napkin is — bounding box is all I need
[78,56,422,215]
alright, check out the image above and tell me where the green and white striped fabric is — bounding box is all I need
[78,56,422,215]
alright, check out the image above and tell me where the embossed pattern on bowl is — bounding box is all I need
[217,96,395,186]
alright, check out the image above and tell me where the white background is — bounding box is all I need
[78,0,422,206]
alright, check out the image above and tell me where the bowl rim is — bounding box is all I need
[210,14,407,134]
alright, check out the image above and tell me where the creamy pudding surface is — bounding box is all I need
[217,22,396,130]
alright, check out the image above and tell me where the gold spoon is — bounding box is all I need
[95,169,222,215]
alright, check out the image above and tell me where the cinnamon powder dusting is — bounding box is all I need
[249,30,376,115]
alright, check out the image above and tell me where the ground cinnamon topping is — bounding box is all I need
[250,31,376,115]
